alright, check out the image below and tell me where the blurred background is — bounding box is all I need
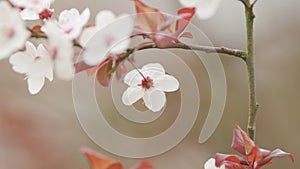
[0,0,299,168]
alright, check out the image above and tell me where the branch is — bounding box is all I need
[243,0,258,140]
[126,42,247,61]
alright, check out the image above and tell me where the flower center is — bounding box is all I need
[141,76,153,89]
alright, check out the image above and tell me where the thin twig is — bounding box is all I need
[125,42,247,61]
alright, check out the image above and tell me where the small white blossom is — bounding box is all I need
[179,0,222,20]
[204,158,225,169]
[122,63,179,112]
[10,0,55,20]
[81,10,134,65]
[9,41,53,94]
[44,20,74,80]
[0,1,30,60]
[57,8,90,39]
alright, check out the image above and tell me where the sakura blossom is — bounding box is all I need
[57,8,90,39]
[9,41,53,94]
[204,158,225,169]
[81,12,134,65]
[178,0,222,20]
[0,1,30,60]
[43,20,74,80]
[10,0,55,20]
[122,63,179,112]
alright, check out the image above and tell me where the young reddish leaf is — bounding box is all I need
[81,147,124,169]
[96,60,113,87]
[256,148,294,168]
[133,0,195,48]
[231,125,255,155]
[116,62,127,80]
[180,32,193,38]
[215,153,247,169]
[174,7,195,37]
[133,0,164,32]
[107,163,123,169]
[74,61,93,74]
[86,57,112,76]
[130,161,153,169]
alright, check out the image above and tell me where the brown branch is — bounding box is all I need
[126,42,247,61]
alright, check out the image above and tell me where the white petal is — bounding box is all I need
[9,42,35,74]
[154,74,179,92]
[143,89,166,112]
[20,8,39,20]
[178,0,198,7]
[196,0,223,20]
[25,41,37,57]
[36,44,53,81]
[204,158,225,169]
[110,39,131,54]
[27,76,45,95]
[122,86,144,105]
[123,69,143,86]
[95,10,116,28]
[142,63,165,74]
[79,27,98,46]
[54,59,74,80]
[0,1,30,59]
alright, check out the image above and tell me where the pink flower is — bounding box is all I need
[43,20,74,80]
[57,8,90,39]
[9,41,53,94]
[122,63,179,112]
[178,0,222,20]
[10,0,55,20]
[0,1,30,60]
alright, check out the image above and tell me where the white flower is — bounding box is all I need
[81,11,134,65]
[10,0,55,20]
[122,63,179,112]
[44,20,74,80]
[57,8,90,39]
[179,0,222,20]
[0,1,30,60]
[9,41,53,94]
[204,158,225,169]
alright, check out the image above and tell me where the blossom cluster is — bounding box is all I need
[0,0,199,112]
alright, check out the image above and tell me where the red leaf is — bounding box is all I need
[175,7,195,37]
[74,61,93,74]
[133,0,195,48]
[180,32,193,39]
[86,57,112,76]
[133,0,164,32]
[256,148,294,168]
[116,62,127,80]
[215,153,246,169]
[96,60,113,87]
[131,161,153,169]
[231,125,255,155]
[81,147,124,169]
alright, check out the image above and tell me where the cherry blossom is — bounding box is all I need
[43,20,74,80]
[122,63,179,112]
[81,12,134,65]
[57,8,90,39]
[204,158,225,169]
[10,0,55,20]
[9,41,53,94]
[0,1,30,60]
[178,0,222,20]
